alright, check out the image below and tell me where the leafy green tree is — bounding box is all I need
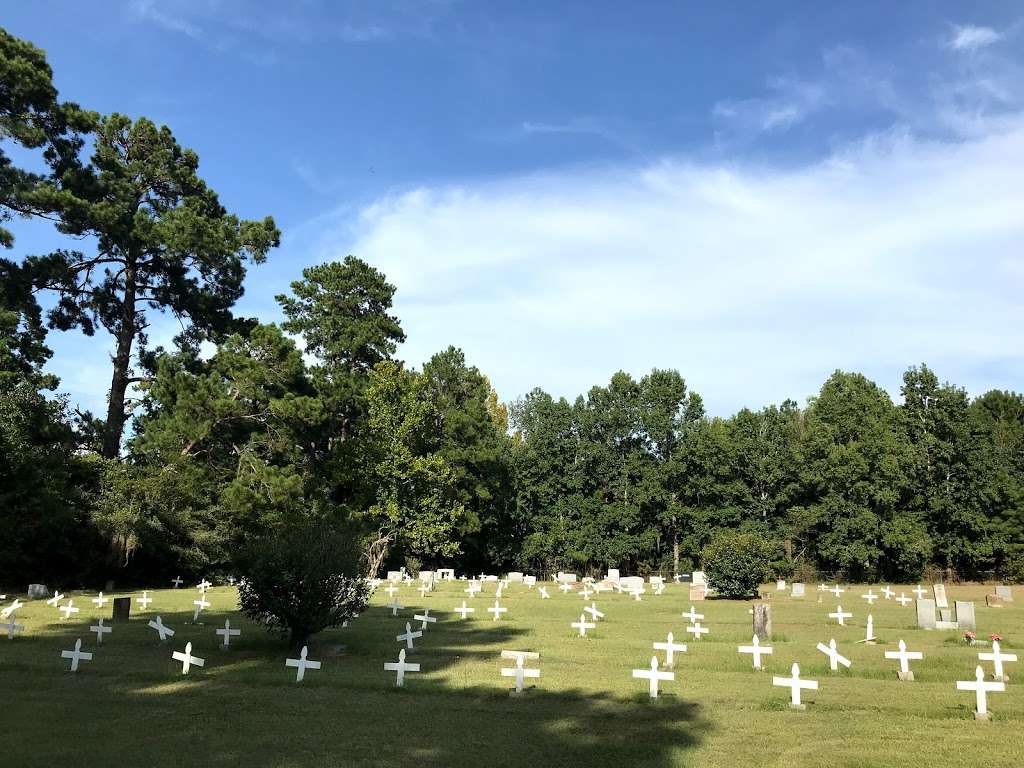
[701,531,772,598]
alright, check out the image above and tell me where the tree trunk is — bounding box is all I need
[364,532,392,579]
[101,264,137,459]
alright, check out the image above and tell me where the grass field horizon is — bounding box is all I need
[3,580,1021,767]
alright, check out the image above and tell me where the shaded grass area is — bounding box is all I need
[1,581,1021,767]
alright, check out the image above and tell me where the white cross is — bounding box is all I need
[681,606,704,623]
[465,581,481,597]
[454,601,475,619]
[738,634,773,670]
[1,618,25,639]
[885,639,923,678]
[631,588,645,602]
[861,590,878,605]
[384,648,420,687]
[92,592,108,608]
[863,614,876,643]
[192,597,210,622]
[912,585,927,600]
[495,584,504,599]
[881,585,895,600]
[285,645,322,682]
[828,585,844,597]
[385,584,398,598]
[413,609,437,630]
[137,591,152,609]
[957,665,1005,716]
[979,641,1018,682]
[632,656,674,698]
[538,587,550,599]
[227,576,236,586]
[654,582,665,596]
[387,601,403,616]
[487,600,507,621]
[46,592,65,607]
[171,576,183,588]
[172,641,205,674]
[558,582,573,594]
[773,662,818,707]
[816,638,851,672]
[148,616,175,641]
[580,586,593,600]
[653,632,688,666]
[817,583,826,592]
[396,621,422,650]
[571,613,596,637]
[583,602,604,621]
[59,600,79,619]
[501,655,540,693]
[686,622,709,640]
[418,584,430,598]
[216,619,241,647]
[828,606,852,626]
[197,579,212,591]
[895,592,911,607]
[89,617,112,644]
[61,638,92,672]
[1,599,23,619]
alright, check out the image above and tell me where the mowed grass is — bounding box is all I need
[1,580,1022,767]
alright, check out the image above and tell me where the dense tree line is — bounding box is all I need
[2,28,1022,597]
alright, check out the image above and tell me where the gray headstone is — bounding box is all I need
[105,580,115,591]
[932,584,948,609]
[916,598,936,629]
[27,584,49,599]
[791,583,806,598]
[995,585,1013,602]
[955,601,976,631]
[938,607,953,622]
[753,604,772,641]
[689,586,706,601]
[111,597,131,623]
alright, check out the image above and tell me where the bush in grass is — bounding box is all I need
[236,522,369,648]
[701,531,773,599]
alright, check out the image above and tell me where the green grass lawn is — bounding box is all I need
[2,580,1021,767]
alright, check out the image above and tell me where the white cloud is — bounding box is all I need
[130,0,203,40]
[948,24,1002,52]
[303,116,1024,414]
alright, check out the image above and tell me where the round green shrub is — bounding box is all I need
[701,532,773,598]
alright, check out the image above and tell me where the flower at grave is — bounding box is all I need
[963,630,976,645]
[989,633,1001,643]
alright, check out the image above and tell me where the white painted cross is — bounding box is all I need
[1,618,25,639]
[584,602,604,621]
[385,584,398,598]
[978,641,1017,682]
[192,596,210,622]
[215,619,241,648]
[90,617,112,644]
[0,599,23,619]
[862,613,876,643]
[816,638,851,672]
[413,609,437,631]
[885,639,923,680]
[632,656,674,698]
[454,600,474,619]
[59,600,79,619]
[396,621,422,650]
[501,655,540,693]
[172,641,205,674]
[538,587,550,599]
[171,576,183,588]
[227,576,236,586]
[681,606,704,623]
[418,584,430,598]
[197,579,212,591]
[558,582,573,594]
[580,586,593,600]
[495,583,504,599]
[384,648,420,687]
[881,585,895,600]
[895,593,911,607]
[773,662,818,708]
[137,590,153,609]
[653,632,687,666]
[387,601,403,616]
[631,588,645,602]
[912,585,927,600]
[738,634,773,670]
[285,645,322,682]
[61,638,92,672]
[148,616,175,641]
[653,582,665,596]
[957,665,1005,717]
[828,585,844,598]
[92,592,108,608]
[46,592,65,607]
[487,600,507,621]
[686,622,709,640]
[828,606,852,626]
[465,581,481,597]
[571,613,596,637]
[861,590,878,605]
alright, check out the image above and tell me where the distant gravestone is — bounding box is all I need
[956,601,977,631]
[619,576,644,593]
[916,599,936,630]
[995,585,1013,602]
[791,583,806,598]
[27,584,48,600]
[776,579,787,591]
[986,594,1006,608]
[753,604,772,641]
[104,580,115,591]
[689,586,706,602]
[507,572,524,582]
[932,584,949,609]
[606,568,620,583]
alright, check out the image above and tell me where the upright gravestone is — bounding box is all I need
[916,599,936,630]
[955,601,977,631]
[689,585,706,602]
[27,584,49,600]
[111,597,131,622]
[932,584,949,609]
[986,594,1006,608]
[790,582,805,598]
[753,604,772,641]
[995,585,1013,602]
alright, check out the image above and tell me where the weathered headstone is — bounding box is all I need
[619,576,644,593]
[995,585,1013,602]
[104,580,115,591]
[932,584,949,609]
[938,607,953,623]
[915,598,936,630]
[955,601,977,631]
[790,582,806,598]
[688,586,706,602]
[27,584,49,600]
[753,604,772,641]
[986,594,1006,608]
[692,570,707,587]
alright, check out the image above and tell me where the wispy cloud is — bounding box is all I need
[948,24,1002,52]
[130,0,202,40]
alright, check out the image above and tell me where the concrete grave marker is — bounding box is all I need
[89,618,112,644]
[632,656,673,698]
[791,583,805,598]
[995,585,1013,602]
[172,642,205,674]
[397,622,422,650]
[816,638,851,672]
[523,575,536,587]
[955,601,976,631]
[27,584,49,599]
[979,641,1017,682]
[957,665,1004,720]
[828,606,852,626]
[773,663,817,709]
[776,580,787,591]
[916,599,936,630]
[571,613,596,637]
[148,616,175,641]
[738,634,773,670]
[286,646,321,682]
[111,597,131,622]
[932,584,948,609]
[215,619,240,648]
[653,632,687,667]
[501,654,540,694]
[688,586,706,602]
[885,639,923,681]
[61,638,92,672]
[753,604,772,641]
[384,648,419,687]
[986,594,1006,609]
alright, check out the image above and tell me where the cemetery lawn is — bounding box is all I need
[2,582,1022,768]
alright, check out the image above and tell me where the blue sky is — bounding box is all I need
[4,1,1024,416]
